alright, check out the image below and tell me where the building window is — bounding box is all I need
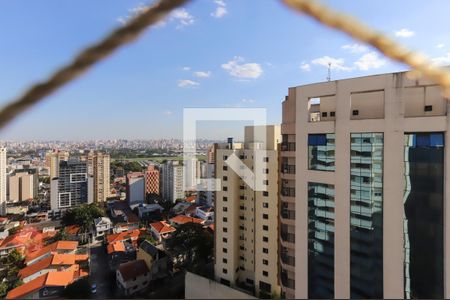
[223,258,227,263]
[263,259,268,265]
[223,268,227,274]
[246,278,254,285]
[263,191,269,197]
[263,180,269,185]
[263,236,268,242]
[350,133,383,299]
[263,225,268,231]
[322,112,327,117]
[223,186,228,191]
[263,271,268,277]
[223,207,227,212]
[263,214,269,219]
[223,237,227,243]
[223,176,228,181]
[220,278,230,286]
[223,217,227,222]
[330,111,335,117]
[308,182,335,299]
[403,133,444,299]
[223,196,228,202]
[263,248,268,254]
[263,157,269,162]
[263,168,269,174]
[260,281,271,293]
[308,133,335,171]
[223,248,227,253]
[240,195,245,200]
[240,246,245,250]
[223,227,227,233]
[223,165,228,171]
[424,105,433,112]
[263,202,269,208]
[223,155,228,160]
[352,109,359,116]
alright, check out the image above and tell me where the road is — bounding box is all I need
[90,243,118,299]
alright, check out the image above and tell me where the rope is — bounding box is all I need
[282,0,450,93]
[0,0,190,130]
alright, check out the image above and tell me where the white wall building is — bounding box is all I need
[162,161,184,203]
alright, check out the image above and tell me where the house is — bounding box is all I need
[171,202,192,215]
[149,221,176,242]
[94,217,112,237]
[106,229,146,269]
[169,215,205,226]
[63,225,89,243]
[19,253,89,283]
[25,240,79,266]
[6,270,80,299]
[0,227,56,257]
[136,204,163,220]
[137,240,169,281]
[195,206,214,221]
[116,260,150,296]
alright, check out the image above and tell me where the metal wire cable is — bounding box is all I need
[0,0,190,130]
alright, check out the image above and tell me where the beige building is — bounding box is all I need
[0,148,6,216]
[45,150,69,179]
[281,71,450,299]
[85,151,111,203]
[214,125,281,298]
[9,170,38,203]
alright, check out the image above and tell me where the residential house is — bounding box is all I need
[149,221,176,242]
[116,260,150,296]
[106,229,145,269]
[94,217,112,237]
[169,215,205,226]
[195,206,214,221]
[137,240,169,280]
[25,241,79,266]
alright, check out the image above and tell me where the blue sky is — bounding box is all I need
[0,0,449,140]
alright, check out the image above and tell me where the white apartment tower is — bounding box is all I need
[214,125,281,298]
[0,148,6,216]
[280,71,450,299]
[162,160,184,203]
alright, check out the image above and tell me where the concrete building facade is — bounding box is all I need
[214,125,281,298]
[45,150,69,179]
[0,148,6,216]
[161,161,184,203]
[126,172,145,208]
[84,151,110,203]
[281,71,450,299]
[9,169,38,203]
[145,165,160,199]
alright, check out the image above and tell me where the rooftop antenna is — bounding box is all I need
[327,63,331,81]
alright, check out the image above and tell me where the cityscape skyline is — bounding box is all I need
[2,1,450,139]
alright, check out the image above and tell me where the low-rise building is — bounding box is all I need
[169,215,205,226]
[94,216,112,237]
[149,221,176,242]
[116,260,150,296]
[195,206,214,221]
[137,240,169,280]
[136,203,164,220]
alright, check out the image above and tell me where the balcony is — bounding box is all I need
[281,164,295,174]
[281,253,295,267]
[281,142,296,152]
[281,187,295,197]
[281,271,295,290]
[281,231,295,245]
[281,209,295,220]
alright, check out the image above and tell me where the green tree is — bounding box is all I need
[165,223,213,272]
[0,282,8,298]
[62,204,105,233]
[53,229,69,242]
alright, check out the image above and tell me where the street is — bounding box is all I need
[90,243,118,299]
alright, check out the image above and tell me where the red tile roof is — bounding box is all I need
[107,241,126,254]
[64,225,80,235]
[25,241,78,264]
[118,260,149,282]
[185,195,197,203]
[170,215,204,225]
[19,253,87,279]
[150,221,176,234]
[106,229,144,244]
[18,256,53,279]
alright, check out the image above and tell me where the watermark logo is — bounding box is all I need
[183,108,268,191]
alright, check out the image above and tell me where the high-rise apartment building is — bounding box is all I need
[50,159,93,213]
[85,151,111,203]
[9,169,38,202]
[126,172,145,207]
[45,150,69,179]
[161,161,184,203]
[214,125,281,298]
[198,144,217,206]
[0,148,6,216]
[145,165,160,200]
[280,71,450,299]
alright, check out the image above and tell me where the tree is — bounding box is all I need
[53,229,69,242]
[0,282,8,298]
[62,203,105,233]
[165,223,213,272]
[63,278,91,299]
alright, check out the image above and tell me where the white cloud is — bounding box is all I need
[436,43,445,49]
[241,99,255,103]
[395,28,415,38]
[182,66,191,71]
[178,79,200,87]
[117,3,148,25]
[300,62,311,72]
[311,56,352,71]
[221,56,263,79]
[211,0,228,18]
[171,8,195,29]
[341,43,368,54]
[432,52,450,65]
[354,51,386,71]
[194,71,212,78]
